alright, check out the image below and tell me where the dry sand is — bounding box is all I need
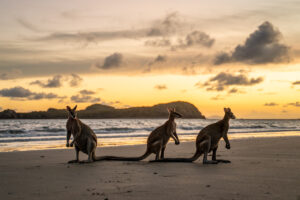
[0,136,300,200]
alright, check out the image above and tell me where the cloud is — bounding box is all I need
[285,102,300,107]
[211,95,224,100]
[69,74,82,87]
[292,81,300,85]
[147,12,182,37]
[95,53,123,69]
[0,86,65,100]
[228,88,239,93]
[30,75,62,88]
[154,55,166,63]
[178,31,215,48]
[30,74,83,88]
[148,55,167,67]
[264,102,278,106]
[154,84,167,90]
[71,95,100,103]
[0,69,22,80]
[145,39,171,47]
[70,90,100,103]
[79,89,95,95]
[214,21,290,65]
[34,29,147,44]
[33,12,181,44]
[16,18,40,32]
[145,30,214,50]
[196,72,264,92]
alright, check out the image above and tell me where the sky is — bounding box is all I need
[0,0,300,118]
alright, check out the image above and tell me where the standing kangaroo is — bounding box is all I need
[152,108,235,164]
[102,108,182,161]
[66,105,102,163]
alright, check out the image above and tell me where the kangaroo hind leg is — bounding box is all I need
[201,136,218,164]
[79,140,95,164]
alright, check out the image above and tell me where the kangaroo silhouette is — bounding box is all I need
[66,105,104,163]
[151,108,235,164]
[101,108,182,161]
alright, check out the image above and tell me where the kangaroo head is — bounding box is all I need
[66,105,77,119]
[168,108,182,118]
[224,107,236,119]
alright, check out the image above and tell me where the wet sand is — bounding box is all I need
[0,136,300,200]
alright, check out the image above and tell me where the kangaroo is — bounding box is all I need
[102,108,182,161]
[66,105,102,163]
[151,108,235,164]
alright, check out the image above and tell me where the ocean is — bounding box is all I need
[0,119,299,152]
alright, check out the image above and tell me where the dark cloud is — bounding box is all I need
[196,72,264,92]
[285,102,300,107]
[214,52,232,65]
[69,74,82,87]
[292,81,300,85]
[96,53,123,69]
[30,75,62,88]
[214,21,290,65]
[0,86,65,101]
[154,55,166,63]
[154,84,167,90]
[264,102,278,106]
[0,87,32,98]
[30,74,82,88]
[228,88,239,93]
[148,55,167,67]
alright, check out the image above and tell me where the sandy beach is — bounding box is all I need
[0,136,300,200]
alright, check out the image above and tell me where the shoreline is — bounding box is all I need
[1,131,300,152]
[0,136,299,200]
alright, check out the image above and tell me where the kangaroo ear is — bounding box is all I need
[173,107,176,112]
[66,106,71,111]
[167,107,172,113]
[73,105,77,111]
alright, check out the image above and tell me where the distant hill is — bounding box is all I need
[0,101,205,119]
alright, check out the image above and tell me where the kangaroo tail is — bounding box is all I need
[94,150,151,162]
[150,149,202,163]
